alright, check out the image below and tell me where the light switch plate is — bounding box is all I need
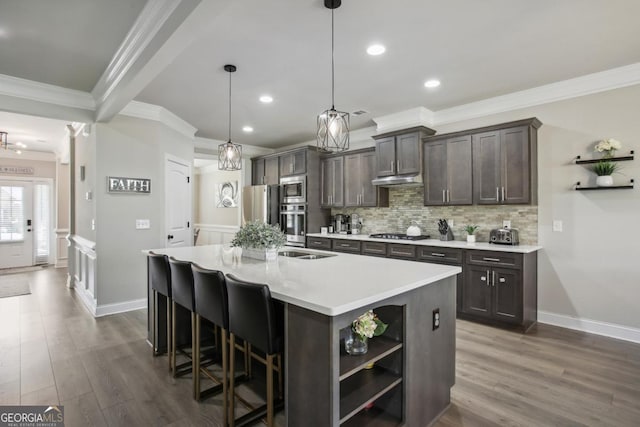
[553,220,563,232]
[136,219,151,230]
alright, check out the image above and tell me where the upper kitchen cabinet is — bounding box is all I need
[251,155,279,185]
[472,119,541,204]
[423,135,472,206]
[373,126,436,177]
[320,156,344,207]
[344,149,389,207]
[280,149,306,177]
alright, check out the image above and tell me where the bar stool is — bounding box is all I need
[148,251,172,369]
[168,257,196,377]
[192,264,229,422]
[226,274,284,427]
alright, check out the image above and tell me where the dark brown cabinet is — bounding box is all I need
[251,155,279,185]
[280,149,306,177]
[307,237,332,250]
[373,127,435,178]
[344,149,389,207]
[321,156,344,207]
[332,240,361,253]
[461,250,536,331]
[472,124,537,204]
[423,135,472,206]
[417,246,464,312]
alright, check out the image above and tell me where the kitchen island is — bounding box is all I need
[146,244,460,426]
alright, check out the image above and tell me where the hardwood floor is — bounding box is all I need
[1,267,639,426]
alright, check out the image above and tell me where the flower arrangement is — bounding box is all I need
[230,221,286,249]
[352,310,388,341]
[464,225,479,235]
[592,160,618,176]
[595,138,622,158]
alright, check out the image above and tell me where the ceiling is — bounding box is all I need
[0,112,69,157]
[1,0,640,153]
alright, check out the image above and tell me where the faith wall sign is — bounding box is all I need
[107,176,151,194]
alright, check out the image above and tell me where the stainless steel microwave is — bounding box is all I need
[280,175,306,203]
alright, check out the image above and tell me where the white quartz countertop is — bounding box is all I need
[144,245,460,317]
[306,233,542,253]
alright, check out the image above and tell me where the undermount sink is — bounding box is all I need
[279,250,336,260]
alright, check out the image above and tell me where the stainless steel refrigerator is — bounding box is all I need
[242,185,280,225]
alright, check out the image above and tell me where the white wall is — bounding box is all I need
[194,164,241,226]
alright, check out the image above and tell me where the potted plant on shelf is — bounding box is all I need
[230,221,287,261]
[595,138,622,159]
[593,160,619,187]
[464,225,479,243]
[345,310,388,356]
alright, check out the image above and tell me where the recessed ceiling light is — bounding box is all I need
[242,126,254,133]
[366,44,386,56]
[259,95,273,104]
[424,79,441,88]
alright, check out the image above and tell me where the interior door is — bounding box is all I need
[0,181,33,268]
[165,157,191,248]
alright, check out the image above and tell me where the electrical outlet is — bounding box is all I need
[553,220,563,232]
[432,308,440,330]
[503,220,511,229]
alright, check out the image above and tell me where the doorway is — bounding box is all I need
[0,179,51,269]
[165,155,192,248]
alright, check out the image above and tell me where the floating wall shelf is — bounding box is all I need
[575,179,634,191]
[575,151,634,164]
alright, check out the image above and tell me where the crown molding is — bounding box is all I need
[91,0,183,107]
[373,107,435,133]
[120,100,197,139]
[0,74,95,110]
[433,62,640,125]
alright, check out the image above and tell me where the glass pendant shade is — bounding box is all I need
[218,140,242,171]
[317,108,349,152]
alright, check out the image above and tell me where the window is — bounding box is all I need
[0,185,25,242]
[34,183,50,264]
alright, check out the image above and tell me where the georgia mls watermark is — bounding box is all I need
[0,406,64,427]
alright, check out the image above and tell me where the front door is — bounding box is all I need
[0,181,33,268]
[165,157,191,248]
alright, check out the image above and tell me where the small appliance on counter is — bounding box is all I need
[350,214,362,234]
[369,233,431,241]
[406,220,421,237]
[438,219,454,241]
[333,214,351,234]
[489,227,520,245]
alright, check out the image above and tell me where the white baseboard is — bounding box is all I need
[55,259,68,268]
[538,311,640,344]
[73,283,97,317]
[95,298,147,317]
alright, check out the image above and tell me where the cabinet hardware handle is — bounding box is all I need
[447,189,450,203]
[487,270,491,286]
[492,271,496,287]
[501,187,505,202]
[483,257,501,262]
[496,187,500,201]
[390,161,394,172]
[340,243,350,247]
[431,253,446,257]
[442,189,446,203]
[499,277,506,283]
[397,160,400,173]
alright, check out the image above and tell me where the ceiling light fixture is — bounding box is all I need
[317,0,349,153]
[424,79,441,88]
[218,64,242,171]
[259,95,273,104]
[366,44,386,56]
[242,126,254,133]
[0,131,7,149]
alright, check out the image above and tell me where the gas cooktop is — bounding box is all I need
[369,233,431,241]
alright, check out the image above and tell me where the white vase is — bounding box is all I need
[596,175,613,187]
[466,234,476,243]
[242,247,278,261]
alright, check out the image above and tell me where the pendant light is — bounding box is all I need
[218,64,242,171]
[317,0,349,153]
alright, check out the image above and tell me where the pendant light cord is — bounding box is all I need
[228,69,232,142]
[331,7,335,110]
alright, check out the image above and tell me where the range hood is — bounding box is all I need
[372,173,423,187]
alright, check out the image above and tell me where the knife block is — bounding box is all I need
[439,229,454,241]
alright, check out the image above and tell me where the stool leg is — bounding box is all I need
[267,354,274,427]
[246,342,251,378]
[193,313,200,400]
[152,290,157,355]
[229,333,236,427]
[171,301,177,376]
[167,298,173,370]
[277,354,283,400]
[222,328,228,427]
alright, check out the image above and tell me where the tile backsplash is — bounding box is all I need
[332,187,538,244]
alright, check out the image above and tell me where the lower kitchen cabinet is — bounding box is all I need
[417,246,464,313]
[307,237,332,250]
[461,250,536,331]
[333,240,361,253]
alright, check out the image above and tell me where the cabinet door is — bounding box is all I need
[463,266,492,317]
[252,159,265,185]
[446,135,473,205]
[376,137,396,176]
[280,153,293,176]
[423,140,447,206]
[320,158,331,206]
[396,132,421,175]
[360,151,379,207]
[472,130,501,204]
[264,156,279,185]
[492,267,522,324]
[292,150,306,175]
[332,156,344,206]
[344,154,361,206]
[501,126,530,204]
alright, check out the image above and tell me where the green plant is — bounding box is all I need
[230,221,286,249]
[464,225,479,235]
[592,160,618,176]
